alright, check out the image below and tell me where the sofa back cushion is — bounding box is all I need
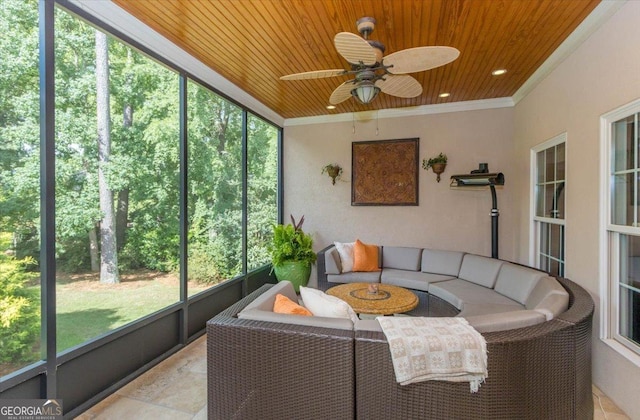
[458,254,503,288]
[237,281,354,330]
[494,263,546,305]
[382,246,422,271]
[525,276,570,320]
[421,249,465,276]
[324,246,342,275]
[239,280,298,312]
[238,308,354,330]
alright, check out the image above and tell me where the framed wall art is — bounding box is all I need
[351,138,419,206]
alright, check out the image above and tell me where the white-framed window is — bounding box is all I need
[601,99,640,365]
[531,134,566,277]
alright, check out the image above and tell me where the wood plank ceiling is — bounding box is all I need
[112,0,600,120]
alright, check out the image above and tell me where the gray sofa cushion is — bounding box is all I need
[324,246,342,275]
[525,275,570,320]
[458,302,527,317]
[238,308,354,330]
[237,281,354,330]
[382,246,422,271]
[429,278,522,310]
[354,319,383,332]
[494,263,546,305]
[421,249,465,276]
[458,254,503,288]
[464,310,546,333]
[327,271,381,284]
[381,268,454,292]
[239,280,298,312]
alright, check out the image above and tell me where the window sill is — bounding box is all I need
[601,337,640,368]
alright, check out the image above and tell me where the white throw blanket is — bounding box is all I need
[376,316,488,392]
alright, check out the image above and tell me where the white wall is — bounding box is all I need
[283,107,514,285]
[512,2,640,418]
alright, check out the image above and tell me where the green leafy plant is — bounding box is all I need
[321,163,343,185]
[269,215,317,267]
[0,257,40,365]
[422,153,448,170]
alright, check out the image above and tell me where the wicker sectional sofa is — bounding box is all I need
[207,260,594,419]
[319,245,572,333]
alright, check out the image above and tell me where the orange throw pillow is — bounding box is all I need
[273,293,312,316]
[353,239,380,272]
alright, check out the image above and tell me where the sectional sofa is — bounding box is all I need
[319,245,571,332]
[207,251,595,419]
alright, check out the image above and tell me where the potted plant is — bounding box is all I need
[269,215,317,291]
[322,163,343,185]
[422,153,448,182]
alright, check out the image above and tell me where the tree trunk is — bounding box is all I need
[116,50,133,252]
[96,30,119,284]
[216,104,230,154]
[89,225,99,272]
[116,188,129,252]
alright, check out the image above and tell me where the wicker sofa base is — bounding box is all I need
[207,276,594,420]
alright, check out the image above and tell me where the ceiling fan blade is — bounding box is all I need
[329,81,355,105]
[375,75,422,98]
[334,32,377,66]
[280,69,346,80]
[384,46,460,74]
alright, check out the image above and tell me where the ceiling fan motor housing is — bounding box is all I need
[367,40,385,63]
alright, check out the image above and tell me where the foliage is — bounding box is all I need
[269,216,317,267]
[321,163,342,176]
[0,257,40,364]
[321,163,343,184]
[0,1,279,372]
[422,152,448,170]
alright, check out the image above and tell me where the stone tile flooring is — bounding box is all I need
[77,334,629,419]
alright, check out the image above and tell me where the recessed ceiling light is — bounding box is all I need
[492,69,507,76]
[326,105,336,110]
[438,92,450,98]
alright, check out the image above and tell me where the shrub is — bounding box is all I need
[0,257,40,365]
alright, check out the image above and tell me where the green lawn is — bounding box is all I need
[53,271,209,351]
[1,233,210,372]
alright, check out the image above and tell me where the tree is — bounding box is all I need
[95,30,119,284]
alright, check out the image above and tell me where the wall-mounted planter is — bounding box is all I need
[422,153,448,183]
[430,163,447,182]
[322,164,343,185]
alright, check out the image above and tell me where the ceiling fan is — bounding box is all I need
[280,17,460,106]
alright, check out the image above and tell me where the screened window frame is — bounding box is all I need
[530,133,567,277]
[601,98,640,367]
[1,0,283,395]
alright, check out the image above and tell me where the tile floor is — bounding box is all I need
[77,334,630,419]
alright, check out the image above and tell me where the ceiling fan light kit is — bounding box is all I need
[280,16,459,107]
[353,81,380,104]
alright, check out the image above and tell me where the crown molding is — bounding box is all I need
[283,97,514,127]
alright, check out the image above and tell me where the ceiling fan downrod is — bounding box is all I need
[356,17,376,39]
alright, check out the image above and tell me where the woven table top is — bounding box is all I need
[326,283,419,315]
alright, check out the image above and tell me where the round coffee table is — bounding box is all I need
[326,283,418,315]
